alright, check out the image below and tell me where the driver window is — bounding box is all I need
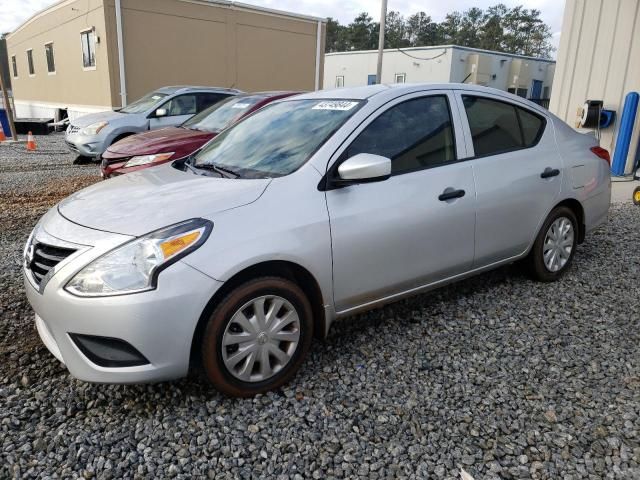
[343,95,456,175]
[162,94,197,116]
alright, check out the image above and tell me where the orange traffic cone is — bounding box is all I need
[26,131,36,151]
[0,123,6,142]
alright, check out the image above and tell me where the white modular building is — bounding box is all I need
[324,45,556,103]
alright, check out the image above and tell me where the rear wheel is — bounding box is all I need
[201,277,313,397]
[526,206,578,282]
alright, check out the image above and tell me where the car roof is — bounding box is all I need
[155,86,243,95]
[292,83,549,115]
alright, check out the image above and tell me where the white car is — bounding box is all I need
[25,84,611,396]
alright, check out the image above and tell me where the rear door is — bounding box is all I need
[325,91,476,313]
[454,91,562,267]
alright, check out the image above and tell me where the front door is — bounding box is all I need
[325,93,476,313]
[149,94,198,130]
[456,92,562,267]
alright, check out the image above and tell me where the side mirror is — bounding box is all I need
[336,153,391,184]
[154,108,167,118]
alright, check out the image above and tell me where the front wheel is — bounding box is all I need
[526,206,578,282]
[201,277,313,397]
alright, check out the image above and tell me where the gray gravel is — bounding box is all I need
[1,134,640,479]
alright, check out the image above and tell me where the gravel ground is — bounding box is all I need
[1,133,640,479]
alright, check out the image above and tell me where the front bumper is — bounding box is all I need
[65,131,107,158]
[24,209,222,384]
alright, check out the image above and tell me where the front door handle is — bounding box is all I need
[438,188,466,201]
[540,167,560,179]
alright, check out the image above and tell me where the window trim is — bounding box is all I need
[394,73,406,84]
[44,41,56,75]
[320,92,459,190]
[11,55,18,78]
[459,93,547,161]
[80,28,97,71]
[335,75,344,88]
[26,49,35,76]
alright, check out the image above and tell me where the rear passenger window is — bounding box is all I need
[462,95,545,157]
[517,108,544,146]
[344,95,456,175]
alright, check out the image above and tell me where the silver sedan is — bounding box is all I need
[24,83,611,396]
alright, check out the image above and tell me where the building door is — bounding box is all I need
[530,80,543,99]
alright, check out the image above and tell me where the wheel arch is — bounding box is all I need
[554,198,586,243]
[189,260,327,365]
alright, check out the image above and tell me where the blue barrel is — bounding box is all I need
[612,92,639,176]
[0,108,9,137]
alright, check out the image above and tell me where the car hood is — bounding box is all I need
[107,127,215,156]
[57,164,270,236]
[71,110,129,128]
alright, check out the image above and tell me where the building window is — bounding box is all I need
[335,76,344,88]
[11,56,17,78]
[516,88,528,98]
[542,86,550,99]
[394,73,406,83]
[367,74,377,85]
[27,49,35,75]
[81,29,96,68]
[45,43,56,73]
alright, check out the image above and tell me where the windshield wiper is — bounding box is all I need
[195,163,241,178]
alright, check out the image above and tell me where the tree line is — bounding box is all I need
[326,4,555,59]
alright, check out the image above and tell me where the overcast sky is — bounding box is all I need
[2,0,566,52]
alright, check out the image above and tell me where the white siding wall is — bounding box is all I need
[323,46,555,98]
[550,0,640,173]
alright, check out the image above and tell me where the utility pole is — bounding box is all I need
[376,0,387,84]
[0,65,18,141]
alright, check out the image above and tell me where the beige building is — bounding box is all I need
[324,46,556,102]
[550,0,640,173]
[6,0,326,121]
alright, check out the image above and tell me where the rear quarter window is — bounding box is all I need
[462,95,546,157]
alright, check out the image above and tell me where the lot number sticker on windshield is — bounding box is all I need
[232,103,252,109]
[312,101,359,111]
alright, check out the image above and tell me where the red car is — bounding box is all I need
[100,91,299,178]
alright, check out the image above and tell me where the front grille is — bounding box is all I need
[67,125,81,135]
[29,243,76,286]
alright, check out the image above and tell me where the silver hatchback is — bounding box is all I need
[25,84,610,396]
[64,86,241,158]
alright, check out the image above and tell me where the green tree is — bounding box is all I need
[405,12,442,46]
[384,11,411,48]
[348,12,378,50]
[325,17,349,53]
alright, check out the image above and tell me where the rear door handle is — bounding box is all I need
[438,188,466,201]
[540,167,560,179]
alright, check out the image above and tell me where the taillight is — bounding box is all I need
[590,146,610,164]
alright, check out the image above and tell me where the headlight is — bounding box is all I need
[65,218,212,297]
[81,121,108,136]
[124,152,175,168]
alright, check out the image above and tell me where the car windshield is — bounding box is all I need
[120,92,168,114]
[183,95,266,132]
[193,99,362,178]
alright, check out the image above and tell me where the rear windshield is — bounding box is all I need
[120,92,168,114]
[194,99,362,178]
[183,95,266,132]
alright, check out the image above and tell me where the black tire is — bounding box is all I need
[633,186,640,206]
[201,277,313,397]
[526,206,578,282]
